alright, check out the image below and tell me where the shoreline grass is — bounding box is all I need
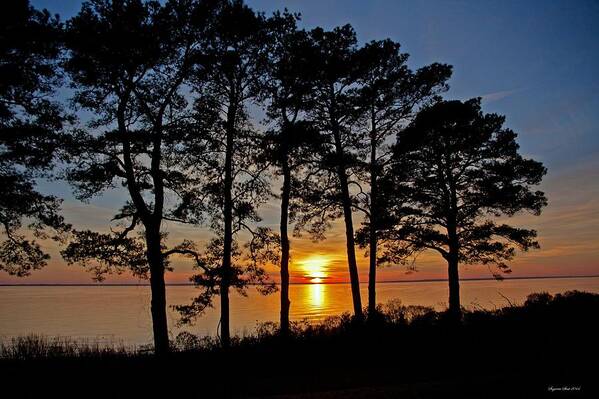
[2,290,596,360]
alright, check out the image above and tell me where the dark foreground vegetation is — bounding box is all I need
[2,290,597,398]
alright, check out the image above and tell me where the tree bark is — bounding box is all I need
[368,219,377,315]
[332,126,363,319]
[279,154,291,335]
[447,171,461,320]
[368,125,378,316]
[447,253,460,318]
[447,214,461,319]
[220,102,236,348]
[339,174,363,319]
[146,226,169,355]
[118,98,169,355]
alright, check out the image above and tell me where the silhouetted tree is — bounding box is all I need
[294,25,365,319]
[381,99,547,319]
[61,0,218,355]
[174,231,278,327]
[0,0,68,276]
[262,11,322,335]
[180,0,275,348]
[352,39,452,315]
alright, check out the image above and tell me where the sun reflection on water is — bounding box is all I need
[309,283,325,308]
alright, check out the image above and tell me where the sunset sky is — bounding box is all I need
[3,0,598,284]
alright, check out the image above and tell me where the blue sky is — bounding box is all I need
[14,0,599,283]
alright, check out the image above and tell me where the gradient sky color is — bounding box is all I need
[3,0,598,284]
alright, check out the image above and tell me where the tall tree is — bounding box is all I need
[295,25,365,319]
[61,0,217,355]
[180,0,274,347]
[0,0,68,276]
[352,40,452,315]
[381,99,547,318]
[262,12,321,335]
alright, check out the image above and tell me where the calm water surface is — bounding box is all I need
[1,277,598,346]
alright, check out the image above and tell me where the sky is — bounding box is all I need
[4,0,598,284]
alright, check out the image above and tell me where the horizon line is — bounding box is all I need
[1,274,598,287]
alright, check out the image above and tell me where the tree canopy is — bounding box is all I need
[379,98,547,314]
[0,0,68,276]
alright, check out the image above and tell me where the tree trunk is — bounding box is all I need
[339,178,363,319]
[447,253,460,318]
[447,175,461,320]
[367,225,377,315]
[368,128,378,316]
[220,103,236,348]
[118,100,169,355]
[279,155,291,335]
[332,131,363,319]
[447,215,461,319]
[146,226,169,355]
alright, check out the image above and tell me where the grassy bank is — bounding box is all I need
[1,290,597,398]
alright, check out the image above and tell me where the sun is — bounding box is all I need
[298,255,330,283]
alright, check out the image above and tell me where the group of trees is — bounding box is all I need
[1,0,547,355]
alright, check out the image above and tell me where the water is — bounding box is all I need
[1,277,598,346]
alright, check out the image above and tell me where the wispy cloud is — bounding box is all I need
[481,88,523,103]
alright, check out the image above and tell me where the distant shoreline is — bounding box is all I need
[1,274,598,287]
